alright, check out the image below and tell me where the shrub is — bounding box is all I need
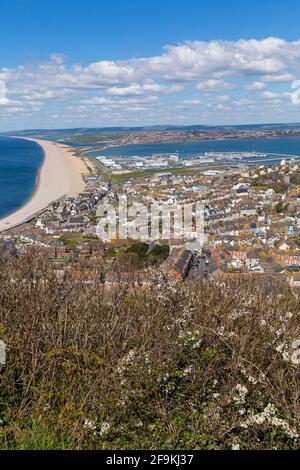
[0,253,300,449]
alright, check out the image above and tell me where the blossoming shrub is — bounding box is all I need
[0,252,300,449]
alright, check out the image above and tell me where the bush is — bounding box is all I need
[0,253,300,450]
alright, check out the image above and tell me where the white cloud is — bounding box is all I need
[176,99,202,109]
[214,95,230,102]
[207,103,231,112]
[291,90,300,105]
[80,97,113,105]
[196,79,232,93]
[245,81,266,90]
[181,99,202,105]
[106,81,181,96]
[290,80,300,105]
[2,36,300,128]
[261,91,282,100]
[233,98,255,107]
[261,73,294,83]
[292,80,300,89]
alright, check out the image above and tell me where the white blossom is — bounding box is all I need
[233,384,248,404]
[241,403,298,439]
[83,418,97,432]
[232,443,240,450]
[183,365,193,376]
[99,421,111,436]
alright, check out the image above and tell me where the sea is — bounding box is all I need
[89,136,300,161]
[1,135,300,221]
[0,137,44,220]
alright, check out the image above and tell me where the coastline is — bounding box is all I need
[0,138,87,233]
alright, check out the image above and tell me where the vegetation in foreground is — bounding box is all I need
[0,252,300,450]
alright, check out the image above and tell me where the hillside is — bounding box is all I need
[0,252,300,450]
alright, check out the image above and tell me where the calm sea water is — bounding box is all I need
[90,136,300,159]
[1,135,300,221]
[0,137,44,220]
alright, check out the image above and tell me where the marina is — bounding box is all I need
[93,150,300,175]
[86,136,300,175]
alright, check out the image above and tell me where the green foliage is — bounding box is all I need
[290,174,300,185]
[106,247,118,257]
[148,244,170,260]
[61,235,98,247]
[2,419,71,450]
[108,242,170,267]
[252,179,288,194]
[126,242,149,258]
[0,253,300,450]
[110,167,200,183]
[275,202,288,213]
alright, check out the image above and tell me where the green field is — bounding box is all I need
[109,166,202,183]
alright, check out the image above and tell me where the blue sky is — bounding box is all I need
[1,0,300,130]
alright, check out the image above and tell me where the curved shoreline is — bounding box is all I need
[0,138,87,233]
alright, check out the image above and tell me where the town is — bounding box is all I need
[2,150,300,290]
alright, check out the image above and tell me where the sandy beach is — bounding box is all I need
[0,138,87,232]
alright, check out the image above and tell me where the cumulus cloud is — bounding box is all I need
[261,91,282,101]
[1,36,300,127]
[291,91,300,105]
[106,81,182,96]
[245,81,266,90]
[290,80,300,105]
[233,98,255,108]
[196,79,232,93]
[176,99,202,109]
[180,99,202,105]
[261,73,294,83]
[79,95,159,111]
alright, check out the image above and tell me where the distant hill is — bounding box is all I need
[2,122,300,137]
